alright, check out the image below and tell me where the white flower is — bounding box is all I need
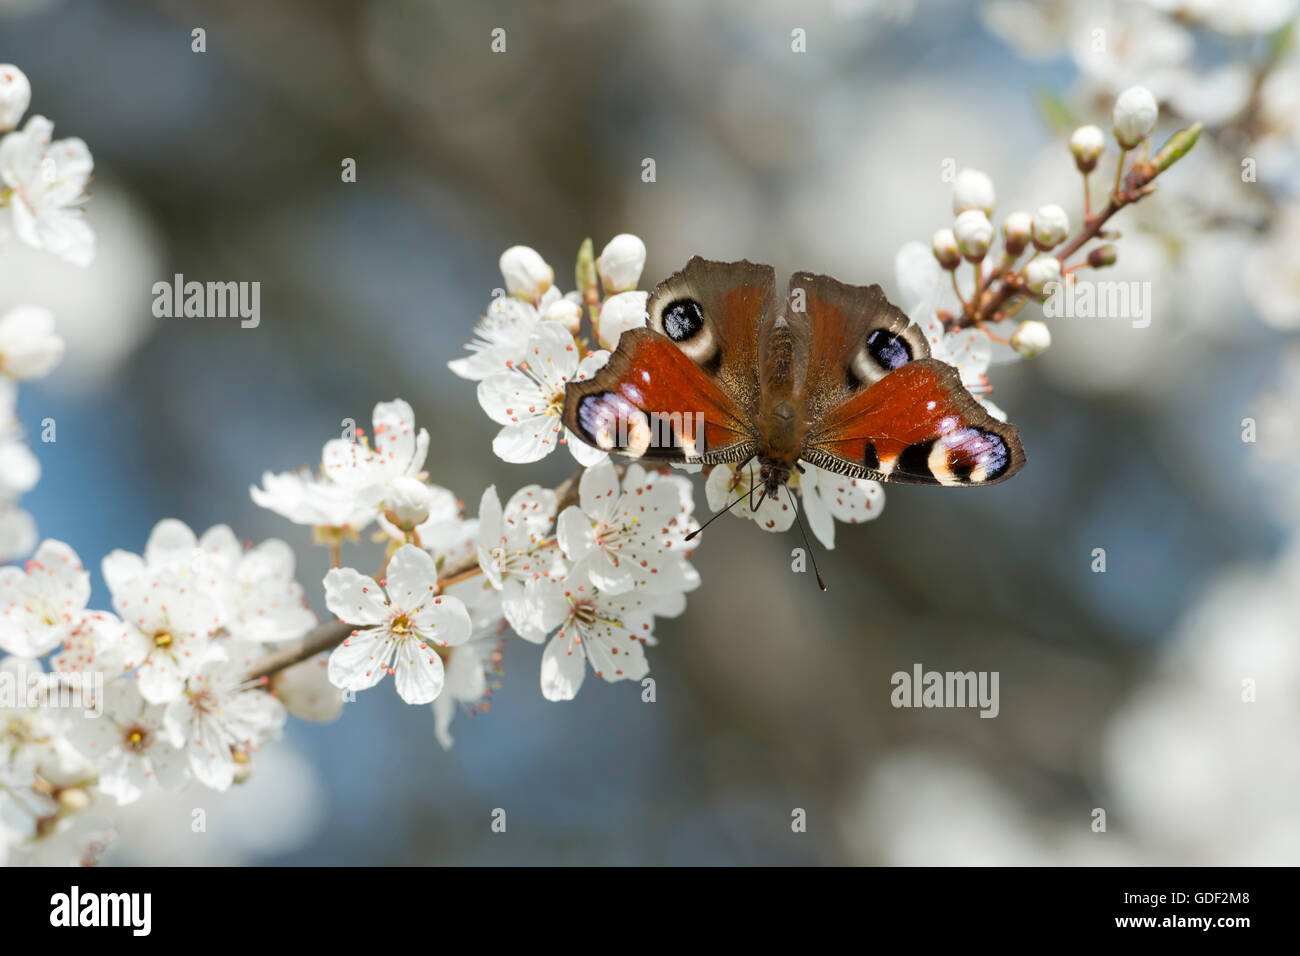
[596,290,648,350]
[1,789,115,866]
[109,565,220,704]
[50,611,130,677]
[1010,319,1052,358]
[596,233,647,294]
[162,643,286,791]
[250,467,377,532]
[0,503,35,562]
[0,656,65,788]
[100,518,312,646]
[1032,204,1070,250]
[0,115,94,266]
[448,288,566,381]
[797,464,884,549]
[1112,85,1158,149]
[703,460,884,548]
[705,460,797,533]
[0,431,38,501]
[1025,256,1062,294]
[324,545,472,705]
[0,65,30,131]
[476,321,610,465]
[534,568,656,701]
[0,539,90,657]
[222,538,316,644]
[953,209,993,261]
[475,484,567,641]
[67,681,188,805]
[321,399,429,501]
[499,245,554,302]
[952,168,996,216]
[432,635,501,749]
[0,306,62,380]
[556,459,700,596]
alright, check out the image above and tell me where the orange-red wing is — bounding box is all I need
[802,359,1025,486]
[563,328,757,464]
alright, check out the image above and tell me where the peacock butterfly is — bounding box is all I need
[562,256,1025,522]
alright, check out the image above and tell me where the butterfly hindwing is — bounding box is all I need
[563,327,757,464]
[803,358,1025,486]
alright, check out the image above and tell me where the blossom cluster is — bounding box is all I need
[1,521,311,865]
[894,84,1199,415]
[980,0,1300,330]
[0,64,93,562]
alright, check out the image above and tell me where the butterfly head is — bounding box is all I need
[756,459,793,507]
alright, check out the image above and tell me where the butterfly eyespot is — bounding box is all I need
[662,299,705,342]
[865,329,911,370]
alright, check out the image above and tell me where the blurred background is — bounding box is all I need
[5,0,1300,864]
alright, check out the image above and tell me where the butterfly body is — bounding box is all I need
[564,257,1025,500]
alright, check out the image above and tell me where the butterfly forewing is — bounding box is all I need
[563,327,757,464]
[645,256,777,417]
[785,271,930,420]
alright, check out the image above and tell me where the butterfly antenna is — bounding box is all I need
[785,485,827,592]
[684,490,750,542]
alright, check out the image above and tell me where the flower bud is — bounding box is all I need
[0,64,30,131]
[1087,244,1118,268]
[932,228,961,270]
[1112,86,1158,149]
[499,245,554,302]
[1152,121,1202,174]
[1032,204,1070,251]
[1011,319,1052,357]
[543,296,582,335]
[1069,124,1105,173]
[1024,257,1062,295]
[385,476,432,527]
[1001,211,1033,257]
[596,290,648,350]
[952,168,996,216]
[596,233,646,294]
[953,210,993,262]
